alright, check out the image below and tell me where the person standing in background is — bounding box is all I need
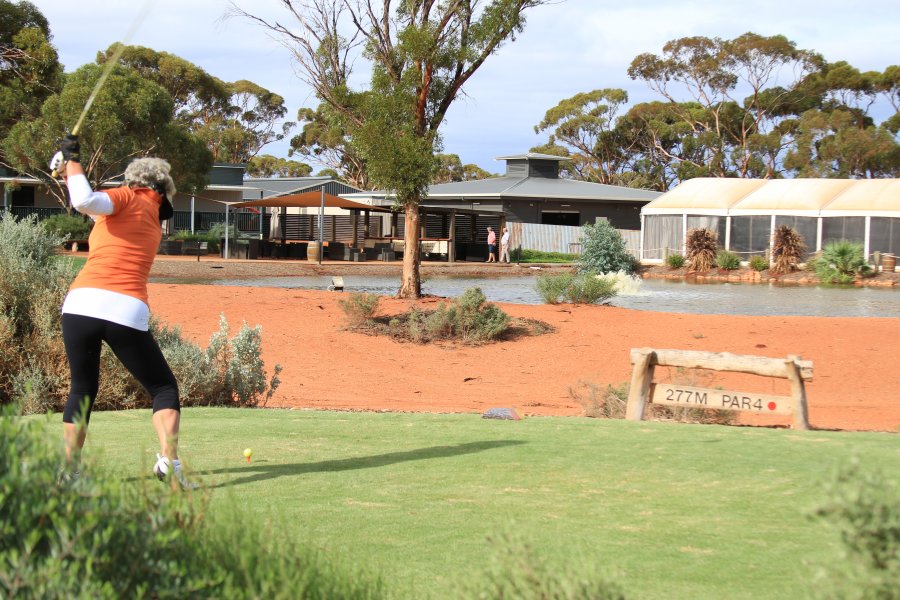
[486,226,496,262]
[499,226,511,263]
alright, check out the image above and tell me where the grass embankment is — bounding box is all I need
[78,408,897,599]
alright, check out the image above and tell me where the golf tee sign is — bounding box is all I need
[625,348,812,430]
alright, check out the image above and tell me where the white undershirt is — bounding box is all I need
[62,288,150,331]
[61,174,149,330]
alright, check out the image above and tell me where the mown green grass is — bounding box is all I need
[77,408,897,599]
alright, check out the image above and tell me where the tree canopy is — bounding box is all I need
[0,0,63,160]
[534,32,900,190]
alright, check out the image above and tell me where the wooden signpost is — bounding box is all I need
[626,348,812,430]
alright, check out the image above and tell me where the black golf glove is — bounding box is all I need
[60,134,80,163]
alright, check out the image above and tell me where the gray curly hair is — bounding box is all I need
[124,157,176,198]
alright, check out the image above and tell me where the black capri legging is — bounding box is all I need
[62,313,179,424]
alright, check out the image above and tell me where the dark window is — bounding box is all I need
[541,212,579,226]
[822,217,865,246]
[11,186,35,207]
[869,218,900,255]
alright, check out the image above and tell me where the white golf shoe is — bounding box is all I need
[153,453,198,490]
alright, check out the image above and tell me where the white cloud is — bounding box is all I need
[31,0,900,171]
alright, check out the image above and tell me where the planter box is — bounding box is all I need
[158,240,183,255]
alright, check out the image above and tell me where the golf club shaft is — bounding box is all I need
[53,0,157,176]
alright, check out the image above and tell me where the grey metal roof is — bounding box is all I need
[425,176,660,203]
[494,152,569,161]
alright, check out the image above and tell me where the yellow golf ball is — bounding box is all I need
[243,448,253,459]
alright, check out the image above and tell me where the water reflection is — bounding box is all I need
[169,275,900,318]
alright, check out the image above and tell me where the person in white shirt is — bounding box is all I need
[499,227,511,263]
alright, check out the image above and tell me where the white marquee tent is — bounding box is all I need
[640,178,900,262]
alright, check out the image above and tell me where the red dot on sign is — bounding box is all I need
[767,402,777,411]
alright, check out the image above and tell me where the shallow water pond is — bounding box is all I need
[157,274,900,318]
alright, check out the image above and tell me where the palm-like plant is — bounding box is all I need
[771,225,807,274]
[685,228,718,272]
[813,240,872,284]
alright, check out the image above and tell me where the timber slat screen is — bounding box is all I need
[279,214,381,245]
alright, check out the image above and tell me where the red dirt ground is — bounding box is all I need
[146,258,900,432]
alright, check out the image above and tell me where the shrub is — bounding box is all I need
[812,460,899,599]
[449,287,511,343]
[41,213,93,241]
[569,381,628,419]
[339,292,381,328]
[666,253,686,269]
[577,220,635,274]
[357,288,512,345]
[685,228,718,272]
[563,272,617,304]
[0,409,383,599]
[0,213,75,407]
[749,255,769,271]
[771,225,807,274]
[715,249,741,270]
[536,271,574,304]
[812,240,873,284]
[536,271,617,305]
[172,230,221,252]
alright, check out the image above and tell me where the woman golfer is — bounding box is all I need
[53,135,194,488]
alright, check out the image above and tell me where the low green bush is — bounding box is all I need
[665,253,686,269]
[172,230,222,252]
[813,460,900,599]
[348,288,513,345]
[339,292,381,328]
[812,240,873,284]
[715,250,741,270]
[0,410,383,599]
[536,271,617,305]
[536,271,574,304]
[749,255,769,271]
[41,213,93,241]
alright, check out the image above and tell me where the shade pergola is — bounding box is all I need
[225,191,393,260]
[231,191,393,212]
[223,191,505,262]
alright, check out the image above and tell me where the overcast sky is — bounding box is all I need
[33,0,900,174]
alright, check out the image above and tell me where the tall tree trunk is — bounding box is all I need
[398,202,422,298]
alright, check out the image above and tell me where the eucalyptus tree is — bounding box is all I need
[627,32,822,179]
[231,0,550,298]
[104,45,295,164]
[533,88,638,185]
[0,0,63,163]
[433,153,492,183]
[247,154,313,177]
[3,63,212,208]
[292,104,370,189]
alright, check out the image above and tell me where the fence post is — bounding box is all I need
[626,348,655,421]
[784,355,810,430]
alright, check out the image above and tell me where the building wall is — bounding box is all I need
[503,198,644,230]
